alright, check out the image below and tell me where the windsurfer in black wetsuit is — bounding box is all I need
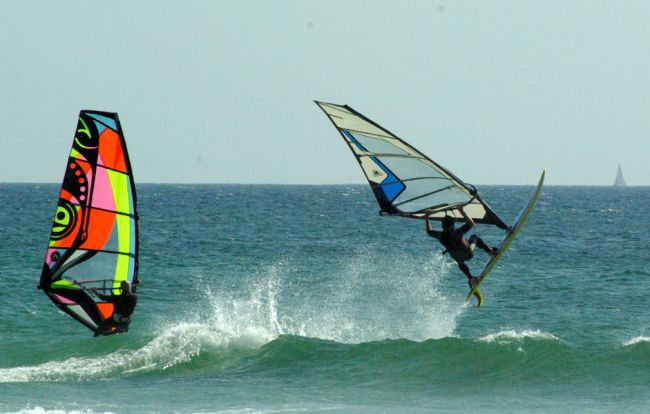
[91,280,137,336]
[425,206,498,288]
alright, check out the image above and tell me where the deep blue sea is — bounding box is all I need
[1,183,649,413]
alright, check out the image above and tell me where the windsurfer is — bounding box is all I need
[91,280,137,336]
[425,206,498,288]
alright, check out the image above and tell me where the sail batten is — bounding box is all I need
[357,153,429,160]
[316,101,507,229]
[392,185,457,208]
[368,175,453,188]
[39,110,139,335]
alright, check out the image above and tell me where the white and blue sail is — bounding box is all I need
[316,101,508,229]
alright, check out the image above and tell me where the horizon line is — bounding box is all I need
[0,181,647,187]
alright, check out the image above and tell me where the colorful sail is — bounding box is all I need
[39,110,139,335]
[316,101,507,228]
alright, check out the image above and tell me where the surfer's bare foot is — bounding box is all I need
[468,277,479,288]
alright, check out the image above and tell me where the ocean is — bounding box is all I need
[1,183,649,413]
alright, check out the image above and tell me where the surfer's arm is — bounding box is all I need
[458,206,475,227]
[424,211,440,238]
[455,207,474,235]
[90,287,111,301]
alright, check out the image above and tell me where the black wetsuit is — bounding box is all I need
[94,290,137,335]
[428,223,473,259]
[428,224,492,279]
[111,291,137,319]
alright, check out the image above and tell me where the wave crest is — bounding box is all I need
[3,408,115,414]
[622,336,650,346]
[480,329,561,343]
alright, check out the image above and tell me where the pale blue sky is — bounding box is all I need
[1,1,648,185]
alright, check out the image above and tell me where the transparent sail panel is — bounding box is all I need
[317,101,507,228]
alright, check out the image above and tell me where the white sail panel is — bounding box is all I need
[316,101,507,229]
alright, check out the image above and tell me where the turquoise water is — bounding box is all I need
[1,184,649,413]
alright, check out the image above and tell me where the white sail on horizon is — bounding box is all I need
[614,163,626,187]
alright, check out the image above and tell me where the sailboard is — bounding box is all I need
[38,110,139,336]
[314,101,508,229]
[466,171,545,307]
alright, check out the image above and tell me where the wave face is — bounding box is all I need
[3,327,650,385]
[2,184,650,413]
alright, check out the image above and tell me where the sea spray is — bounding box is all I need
[199,250,464,345]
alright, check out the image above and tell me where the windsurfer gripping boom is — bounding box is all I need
[425,206,501,288]
[91,280,137,336]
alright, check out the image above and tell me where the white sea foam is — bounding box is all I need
[622,336,650,346]
[0,314,267,382]
[2,409,115,414]
[480,329,561,343]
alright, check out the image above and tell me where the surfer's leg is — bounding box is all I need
[115,323,129,333]
[459,262,480,288]
[93,313,124,336]
[473,235,497,256]
[94,319,113,336]
[467,235,477,252]
[457,262,473,279]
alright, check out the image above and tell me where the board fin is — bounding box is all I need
[472,288,483,308]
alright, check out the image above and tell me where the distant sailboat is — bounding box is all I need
[613,164,626,187]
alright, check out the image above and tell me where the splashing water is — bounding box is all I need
[200,250,465,345]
